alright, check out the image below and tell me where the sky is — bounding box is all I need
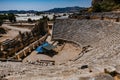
[0,0,92,11]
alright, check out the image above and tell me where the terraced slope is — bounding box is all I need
[52,19,120,71]
[53,19,120,47]
[1,19,120,80]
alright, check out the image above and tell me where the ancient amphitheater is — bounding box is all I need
[1,16,120,80]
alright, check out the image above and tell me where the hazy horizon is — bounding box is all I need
[0,0,92,11]
[0,6,87,11]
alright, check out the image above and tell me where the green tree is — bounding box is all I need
[92,3,102,12]
[27,18,33,23]
[92,0,120,12]
[114,0,120,4]
[0,19,3,26]
[63,14,66,16]
[8,13,16,23]
[53,15,57,21]
[0,14,8,20]
[36,12,44,15]
[0,14,8,26]
[40,16,50,21]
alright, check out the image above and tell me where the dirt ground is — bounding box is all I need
[23,42,81,65]
[0,23,32,43]
[23,29,81,65]
[0,30,19,42]
[2,24,31,33]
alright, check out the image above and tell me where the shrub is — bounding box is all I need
[28,18,33,23]
[0,28,6,34]
[92,0,120,12]
[8,13,16,23]
[92,3,102,12]
[0,19,3,26]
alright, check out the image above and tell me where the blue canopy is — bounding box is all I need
[36,42,49,53]
[36,42,55,53]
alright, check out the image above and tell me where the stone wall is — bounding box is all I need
[0,20,49,58]
[70,12,120,22]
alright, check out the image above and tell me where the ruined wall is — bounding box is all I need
[70,12,120,22]
[0,20,48,58]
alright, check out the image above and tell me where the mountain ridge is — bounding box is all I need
[44,6,85,13]
[0,6,86,14]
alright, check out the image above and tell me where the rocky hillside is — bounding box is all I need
[92,0,120,12]
[92,0,120,5]
[92,0,103,5]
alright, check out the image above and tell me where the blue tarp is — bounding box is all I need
[36,42,49,53]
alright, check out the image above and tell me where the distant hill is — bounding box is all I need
[0,10,38,14]
[44,6,85,13]
[0,6,86,14]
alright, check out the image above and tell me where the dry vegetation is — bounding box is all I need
[92,0,120,12]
